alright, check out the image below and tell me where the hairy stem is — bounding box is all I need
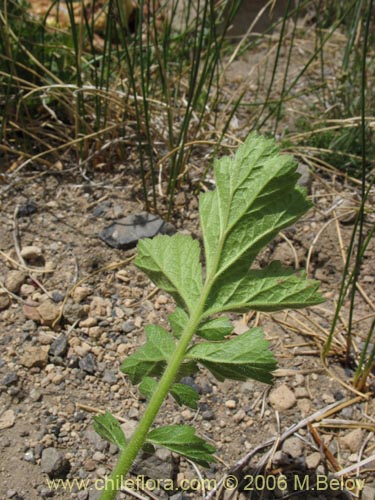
[99,287,212,499]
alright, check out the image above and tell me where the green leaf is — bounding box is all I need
[146,425,216,467]
[93,411,126,450]
[134,234,203,312]
[199,133,311,280]
[168,307,187,338]
[120,325,175,384]
[186,329,277,383]
[204,261,324,315]
[169,308,233,341]
[170,383,199,409]
[139,376,158,400]
[197,316,233,340]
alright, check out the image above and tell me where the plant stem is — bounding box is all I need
[99,293,210,499]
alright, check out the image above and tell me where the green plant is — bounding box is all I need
[93,133,324,499]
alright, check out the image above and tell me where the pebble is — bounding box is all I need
[92,451,106,462]
[233,409,246,422]
[63,300,85,324]
[80,317,98,328]
[20,245,43,262]
[49,334,68,358]
[30,388,42,402]
[23,449,36,463]
[20,284,36,298]
[0,293,10,311]
[269,384,296,411]
[21,346,49,368]
[78,353,97,374]
[5,270,26,294]
[99,212,176,250]
[340,428,363,453]
[2,372,19,386]
[121,320,135,333]
[225,399,237,409]
[305,452,321,469]
[0,409,16,429]
[362,486,375,500]
[41,447,71,478]
[73,286,93,303]
[37,300,60,326]
[120,419,138,439]
[102,369,118,385]
[85,429,108,452]
[294,387,309,398]
[282,437,304,458]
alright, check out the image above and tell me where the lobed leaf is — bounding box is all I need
[146,425,216,467]
[120,325,175,384]
[204,261,324,315]
[170,383,199,409]
[169,308,233,341]
[199,134,311,281]
[134,234,203,312]
[186,329,277,383]
[93,411,127,451]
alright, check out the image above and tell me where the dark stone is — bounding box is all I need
[92,201,112,217]
[121,320,135,333]
[49,335,68,358]
[79,353,97,374]
[51,290,65,303]
[99,212,176,250]
[63,300,85,324]
[2,372,19,386]
[17,201,37,218]
[102,369,118,385]
[40,447,71,479]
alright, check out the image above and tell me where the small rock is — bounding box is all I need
[20,284,36,298]
[102,369,118,385]
[272,450,289,465]
[23,319,37,332]
[80,317,98,328]
[30,388,42,402]
[294,387,309,398]
[120,419,138,439]
[2,372,19,387]
[93,451,106,462]
[306,452,321,469]
[0,409,16,429]
[225,399,237,409]
[17,200,37,217]
[0,293,10,311]
[41,447,71,478]
[296,163,312,192]
[99,212,176,250]
[340,428,363,453]
[49,335,68,358]
[5,270,26,294]
[233,409,246,423]
[121,320,135,333]
[63,300,85,324]
[21,346,49,368]
[73,286,93,303]
[202,410,215,421]
[128,408,139,419]
[269,384,296,411]
[20,245,43,262]
[79,353,97,374]
[282,437,304,458]
[51,290,65,302]
[37,301,60,326]
[361,486,375,500]
[85,429,108,452]
[23,450,36,463]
